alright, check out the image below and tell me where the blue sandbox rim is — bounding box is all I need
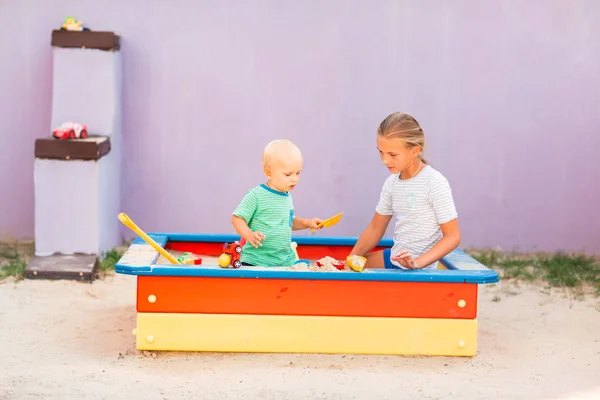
[115,233,499,284]
[134,233,395,247]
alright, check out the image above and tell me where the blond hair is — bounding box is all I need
[376,112,427,163]
[262,139,302,170]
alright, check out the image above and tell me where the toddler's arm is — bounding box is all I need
[350,212,392,256]
[232,191,265,248]
[292,216,323,231]
[231,215,265,248]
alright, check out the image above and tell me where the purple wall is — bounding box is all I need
[1,0,599,254]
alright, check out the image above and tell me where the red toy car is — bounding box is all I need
[53,122,88,139]
[218,241,243,268]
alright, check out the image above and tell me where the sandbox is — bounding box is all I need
[115,233,498,356]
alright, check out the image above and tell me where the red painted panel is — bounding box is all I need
[137,276,478,319]
[166,241,223,256]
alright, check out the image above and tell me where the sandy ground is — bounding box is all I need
[1,264,599,400]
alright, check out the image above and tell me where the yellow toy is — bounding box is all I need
[117,213,181,264]
[310,213,343,232]
[61,16,83,31]
[218,253,231,267]
[346,255,366,272]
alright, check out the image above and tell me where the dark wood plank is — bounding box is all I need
[25,254,99,282]
[35,136,111,161]
[51,30,120,51]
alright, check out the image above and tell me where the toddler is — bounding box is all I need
[232,139,323,266]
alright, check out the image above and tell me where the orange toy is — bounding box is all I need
[177,252,203,265]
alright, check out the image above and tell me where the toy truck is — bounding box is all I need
[218,241,243,269]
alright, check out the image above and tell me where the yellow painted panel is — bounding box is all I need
[136,313,478,356]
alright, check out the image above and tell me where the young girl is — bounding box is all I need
[349,112,460,270]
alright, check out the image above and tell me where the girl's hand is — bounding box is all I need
[391,250,421,269]
[306,218,324,230]
[243,231,265,248]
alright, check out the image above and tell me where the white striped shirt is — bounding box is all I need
[376,165,458,270]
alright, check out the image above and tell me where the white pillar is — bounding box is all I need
[33,32,121,259]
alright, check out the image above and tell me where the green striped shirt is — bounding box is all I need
[232,184,296,267]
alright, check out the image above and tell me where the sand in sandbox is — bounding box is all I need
[155,251,350,271]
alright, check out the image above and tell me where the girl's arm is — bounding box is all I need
[416,219,460,267]
[395,219,460,269]
[350,212,392,256]
[401,174,460,269]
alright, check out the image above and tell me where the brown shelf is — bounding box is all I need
[35,136,111,161]
[51,30,120,51]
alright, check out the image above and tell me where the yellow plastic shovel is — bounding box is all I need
[310,212,343,232]
[117,212,181,264]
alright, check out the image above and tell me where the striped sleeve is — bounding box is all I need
[375,175,394,216]
[428,175,458,224]
[233,190,257,223]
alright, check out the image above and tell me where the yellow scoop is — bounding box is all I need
[310,212,343,232]
[346,255,366,272]
[117,212,180,264]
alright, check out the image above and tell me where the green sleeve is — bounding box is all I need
[232,190,258,223]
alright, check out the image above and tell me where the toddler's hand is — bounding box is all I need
[243,231,265,248]
[391,250,421,269]
[307,218,324,230]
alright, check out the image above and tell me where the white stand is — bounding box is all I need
[28,33,122,280]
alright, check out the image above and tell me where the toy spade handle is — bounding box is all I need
[117,212,180,265]
[117,212,136,230]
